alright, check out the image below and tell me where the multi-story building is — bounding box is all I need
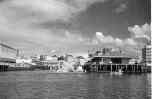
[142,45,151,66]
[90,55,131,64]
[0,43,18,63]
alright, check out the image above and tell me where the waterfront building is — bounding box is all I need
[102,48,112,55]
[0,43,18,63]
[31,55,59,70]
[0,43,18,71]
[90,55,131,64]
[40,55,47,61]
[87,48,130,64]
[15,57,33,67]
[16,58,32,64]
[83,47,151,73]
[129,58,138,64]
[142,45,151,66]
[31,55,40,63]
[88,48,123,58]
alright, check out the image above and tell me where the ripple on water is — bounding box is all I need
[0,71,151,99]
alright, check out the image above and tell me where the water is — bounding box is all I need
[0,71,151,99]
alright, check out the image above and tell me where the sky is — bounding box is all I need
[0,0,151,57]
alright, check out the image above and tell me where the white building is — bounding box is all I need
[142,45,151,66]
[0,43,18,63]
[16,58,32,64]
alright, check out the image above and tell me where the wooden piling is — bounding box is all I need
[83,63,150,73]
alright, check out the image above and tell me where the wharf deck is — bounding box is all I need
[83,64,151,73]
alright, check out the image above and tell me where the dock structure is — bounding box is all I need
[0,62,16,72]
[0,64,9,72]
[83,64,151,73]
[0,42,18,72]
[82,54,151,73]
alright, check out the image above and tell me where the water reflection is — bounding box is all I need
[0,71,151,99]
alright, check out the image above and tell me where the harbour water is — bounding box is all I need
[0,71,151,99]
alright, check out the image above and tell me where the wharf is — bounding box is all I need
[0,63,151,73]
[83,64,151,73]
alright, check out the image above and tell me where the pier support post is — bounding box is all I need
[111,64,112,72]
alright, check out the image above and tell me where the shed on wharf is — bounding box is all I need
[83,56,150,73]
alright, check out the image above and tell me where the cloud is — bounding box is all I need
[115,3,127,13]
[96,32,136,46]
[65,31,85,42]
[0,0,109,56]
[95,23,151,56]
[96,32,115,43]
[0,0,107,23]
[95,23,150,49]
[0,0,149,57]
[0,0,108,41]
[94,23,151,55]
[124,38,137,46]
[128,23,151,41]
[95,32,139,57]
[115,38,123,45]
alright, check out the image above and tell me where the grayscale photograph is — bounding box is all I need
[0,0,151,99]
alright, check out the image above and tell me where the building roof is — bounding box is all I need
[93,55,132,59]
[0,57,16,63]
[0,43,17,51]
